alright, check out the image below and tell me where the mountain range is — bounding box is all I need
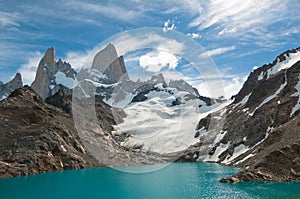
[0,44,299,182]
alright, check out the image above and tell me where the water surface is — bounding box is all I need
[0,162,299,198]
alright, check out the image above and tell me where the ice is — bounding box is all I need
[55,71,78,89]
[114,86,225,154]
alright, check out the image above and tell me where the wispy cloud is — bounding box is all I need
[64,50,90,70]
[195,73,247,98]
[200,46,235,58]
[189,0,285,31]
[0,11,21,29]
[18,51,43,85]
[66,1,144,23]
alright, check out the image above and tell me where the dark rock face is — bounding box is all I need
[91,44,129,83]
[0,73,23,99]
[0,86,100,178]
[31,47,76,99]
[45,89,72,114]
[180,47,300,182]
[220,117,300,182]
[0,86,164,178]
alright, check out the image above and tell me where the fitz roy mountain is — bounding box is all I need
[0,44,299,183]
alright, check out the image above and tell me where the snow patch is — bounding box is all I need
[250,75,287,116]
[222,144,250,165]
[202,142,230,162]
[114,86,225,154]
[55,71,77,89]
[234,153,256,165]
[233,93,251,108]
[60,144,67,152]
[258,51,300,80]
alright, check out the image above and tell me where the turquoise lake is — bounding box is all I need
[0,162,299,199]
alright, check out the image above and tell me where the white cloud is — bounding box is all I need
[0,11,21,28]
[162,20,176,32]
[64,50,90,70]
[196,75,246,99]
[189,0,285,32]
[200,46,235,58]
[18,51,43,85]
[66,1,143,23]
[107,31,185,56]
[187,33,201,39]
[218,28,237,36]
[139,51,179,72]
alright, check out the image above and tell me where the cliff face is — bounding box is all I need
[91,44,129,83]
[177,48,300,182]
[0,73,23,99]
[31,47,76,99]
[0,86,100,178]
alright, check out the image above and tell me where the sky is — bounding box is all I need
[0,0,299,98]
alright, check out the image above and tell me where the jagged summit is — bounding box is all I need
[43,46,56,65]
[91,44,129,83]
[0,73,23,100]
[92,43,118,71]
[234,47,300,104]
[31,46,76,99]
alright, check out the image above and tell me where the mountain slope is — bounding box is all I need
[181,47,300,182]
[0,86,100,178]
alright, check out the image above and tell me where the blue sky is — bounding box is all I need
[0,0,299,97]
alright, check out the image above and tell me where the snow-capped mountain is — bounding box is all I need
[69,44,223,154]
[181,47,300,182]
[111,74,224,154]
[0,73,23,100]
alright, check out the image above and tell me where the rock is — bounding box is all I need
[92,43,118,72]
[45,88,72,114]
[169,79,197,96]
[179,47,300,182]
[91,44,129,83]
[0,73,23,99]
[0,86,100,178]
[31,47,76,99]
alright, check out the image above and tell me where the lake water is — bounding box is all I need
[0,162,299,198]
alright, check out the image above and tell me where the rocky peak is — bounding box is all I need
[31,47,77,99]
[234,47,300,104]
[92,43,118,72]
[169,79,198,96]
[43,46,56,66]
[0,73,23,100]
[91,44,129,83]
[8,85,42,102]
[10,73,22,86]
